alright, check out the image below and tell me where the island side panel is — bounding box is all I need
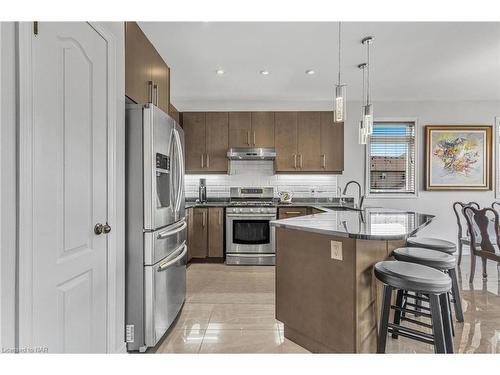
[355,239,391,353]
[354,239,406,353]
[275,227,357,353]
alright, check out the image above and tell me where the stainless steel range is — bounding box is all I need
[226,187,277,265]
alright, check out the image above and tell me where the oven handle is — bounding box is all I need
[157,220,187,239]
[226,214,277,218]
[228,253,275,257]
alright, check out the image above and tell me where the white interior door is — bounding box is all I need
[20,22,109,353]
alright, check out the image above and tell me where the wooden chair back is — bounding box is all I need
[463,206,500,259]
[453,201,480,241]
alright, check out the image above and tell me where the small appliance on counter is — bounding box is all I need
[198,178,207,203]
[278,191,293,204]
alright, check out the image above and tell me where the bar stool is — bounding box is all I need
[392,247,464,323]
[406,237,456,255]
[374,260,453,353]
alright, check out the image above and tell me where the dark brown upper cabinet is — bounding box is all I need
[251,112,275,148]
[228,112,252,147]
[183,112,206,173]
[297,112,322,171]
[183,112,228,173]
[205,112,229,172]
[320,112,344,172]
[125,22,170,114]
[274,112,298,172]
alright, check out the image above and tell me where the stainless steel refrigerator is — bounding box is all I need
[125,103,186,352]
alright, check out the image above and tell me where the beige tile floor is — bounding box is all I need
[152,255,500,354]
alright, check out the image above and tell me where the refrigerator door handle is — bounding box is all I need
[156,220,187,240]
[158,244,187,272]
[173,129,184,214]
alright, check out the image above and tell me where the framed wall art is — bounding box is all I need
[425,125,492,190]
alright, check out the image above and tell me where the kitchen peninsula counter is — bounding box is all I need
[270,208,434,353]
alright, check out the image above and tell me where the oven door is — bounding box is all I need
[226,213,276,254]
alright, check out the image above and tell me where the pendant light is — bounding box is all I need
[334,22,346,123]
[361,36,374,135]
[358,63,368,145]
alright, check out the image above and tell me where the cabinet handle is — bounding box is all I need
[285,211,302,215]
[321,154,326,169]
[202,211,206,227]
[253,131,256,146]
[206,154,210,169]
[201,154,204,168]
[154,84,159,106]
[293,154,297,169]
[148,81,154,103]
[218,210,222,225]
[247,131,250,146]
[299,154,303,169]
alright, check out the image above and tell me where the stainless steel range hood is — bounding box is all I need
[227,147,276,160]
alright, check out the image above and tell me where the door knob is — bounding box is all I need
[94,223,104,235]
[103,223,112,234]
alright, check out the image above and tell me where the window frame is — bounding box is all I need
[365,117,419,199]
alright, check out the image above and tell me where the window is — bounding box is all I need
[367,121,416,196]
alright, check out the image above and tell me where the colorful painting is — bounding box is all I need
[426,126,492,190]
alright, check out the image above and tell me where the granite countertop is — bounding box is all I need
[185,197,355,209]
[270,207,435,240]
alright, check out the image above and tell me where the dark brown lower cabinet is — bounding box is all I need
[187,207,224,260]
[188,208,208,259]
[208,207,224,258]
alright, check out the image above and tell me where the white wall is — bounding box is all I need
[341,100,500,247]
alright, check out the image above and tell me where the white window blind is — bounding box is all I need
[367,122,416,195]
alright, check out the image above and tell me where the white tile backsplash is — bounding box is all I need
[185,160,338,199]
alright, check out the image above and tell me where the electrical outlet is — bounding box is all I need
[330,241,343,260]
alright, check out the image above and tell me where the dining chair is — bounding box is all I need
[462,206,500,284]
[452,201,480,266]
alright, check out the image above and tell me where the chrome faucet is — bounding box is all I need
[342,180,365,210]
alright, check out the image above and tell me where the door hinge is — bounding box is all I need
[125,325,135,343]
[33,22,38,36]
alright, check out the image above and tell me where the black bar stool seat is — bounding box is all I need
[393,247,456,270]
[374,260,452,294]
[392,247,464,323]
[406,237,456,254]
[374,261,453,353]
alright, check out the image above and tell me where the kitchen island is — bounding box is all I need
[270,208,434,353]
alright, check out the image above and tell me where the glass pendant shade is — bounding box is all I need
[334,84,346,123]
[359,120,368,145]
[363,103,373,135]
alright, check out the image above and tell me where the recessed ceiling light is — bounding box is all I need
[260,70,270,75]
[215,69,225,75]
[305,69,316,75]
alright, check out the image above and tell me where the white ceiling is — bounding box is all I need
[139,22,500,110]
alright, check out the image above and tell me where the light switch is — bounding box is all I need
[330,241,343,260]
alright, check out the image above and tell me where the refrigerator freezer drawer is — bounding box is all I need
[144,219,187,265]
[144,243,187,348]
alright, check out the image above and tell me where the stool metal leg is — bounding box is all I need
[448,268,464,322]
[429,294,446,354]
[439,293,454,353]
[446,293,455,337]
[377,285,393,353]
[392,289,404,339]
